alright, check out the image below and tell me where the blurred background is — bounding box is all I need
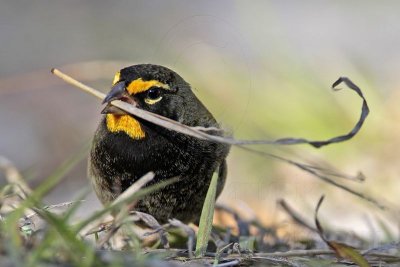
[1,1,399,240]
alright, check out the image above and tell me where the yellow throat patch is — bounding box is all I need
[106,114,145,139]
[105,74,168,140]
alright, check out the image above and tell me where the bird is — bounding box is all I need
[89,64,230,224]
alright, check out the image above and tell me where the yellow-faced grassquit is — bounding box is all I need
[89,64,230,223]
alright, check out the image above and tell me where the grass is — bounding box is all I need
[0,149,400,267]
[195,171,219,257]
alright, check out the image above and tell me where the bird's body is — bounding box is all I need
[89,64,230,223]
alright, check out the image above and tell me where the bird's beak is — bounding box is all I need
[101,81,137,115]
[102,81,127,104]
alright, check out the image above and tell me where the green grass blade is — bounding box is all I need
[33,144,89,200]
[13,144,89,215]
[34,209,96,266]
[75,176,179,234]
[0,145,89,266]
[195,171,219,257]
[62,188,91,222]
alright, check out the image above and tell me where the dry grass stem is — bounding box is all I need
[111,172,155,207]
[51,69,369,149]
[0,156,32,198]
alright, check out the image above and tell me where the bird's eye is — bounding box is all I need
[145,87,162,104]
[147,88,161,99]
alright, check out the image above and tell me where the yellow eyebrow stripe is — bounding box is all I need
[126,78,169,95]
[112,71,121,85]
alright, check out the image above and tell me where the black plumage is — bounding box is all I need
[89,64,230,223]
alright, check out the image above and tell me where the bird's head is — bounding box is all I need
[101,64,213,139]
